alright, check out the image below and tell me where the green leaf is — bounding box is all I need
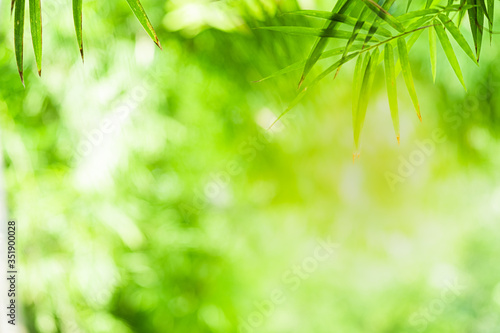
[72,0,83,60]
[288,11,393,37]
[29,0,42,75]
[14,0,25,85]
[255,45,363,82]
[259,26,379,41]
[397,37,421,121]
[467,0,483,61]
[270,52,360,128]
[299,0,354,86]
[433,19,467,90]
[125,0,162,49]
[362,0,396,48]
[384,43,399,143]
[353,48,379,151]
[438,14,477,64]
[429,27,437,82]
[487,0,494,42]
[397,8,439,21]
[11,0,15,16]
[360,0,405,32]
[458,0,467,26]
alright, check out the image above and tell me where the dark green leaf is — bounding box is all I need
[29,0,42,75]
[14,0,25,85]
[125,0,162,49]
[72,0,83,60]
[361,0,405,32]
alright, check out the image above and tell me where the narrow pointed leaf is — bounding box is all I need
[125,0,162,49]
[458,0,467,26]
[467,0,483,60]
[259,26,379,41]
[429,27,437,82]
[477,0,491,22]
[397,37,421,121]
[395,29,424,76]
[72,0,83,60]
[487,0,494,41]
[29,0,42,75]
[256,45,363,82]
[14,0,25,85]
[11,0,16,16]
[384,44,399,142]
[361,0,405,32]
[270,52,360,128]
[353,48,379,150]
[362,0,396,48]
[433,20,467,90]
[288,11,393,37]
[299,0,354,86]
[438,14,477,64]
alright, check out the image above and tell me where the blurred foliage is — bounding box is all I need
[1,0,500,332]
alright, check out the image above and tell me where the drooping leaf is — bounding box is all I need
[14,0,25,85]
[361,0,405,32]
[438,14,477,64]
[125,0,162,49]
[458,0,467,26]
[433,19,467,90]
[299,0,354,87]
[353,48,379,151]
[72,0,83,60]
[384,43,399,143]
[259,26,379,41]
[395,29,424,76]
[29,0,42,75]
[429,27,437,82]
[397,37,421,121]
[487,0,494,42]
[467,0,483,61]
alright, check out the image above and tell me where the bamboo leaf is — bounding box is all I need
[429,27,437,82]
[259,26,379,41]
[29,0,41,75]
[467,0,483,61]
[11,0,15,16]
[433,20,467,90]
[458,0,467,26]
[353,48,379,151]
[362,0,396,48]
[270,52,360,128]
[125,0,162,49]
[438,14,477,64]
[255,45,363,82]
[299,0,354,87]
[288,11,393,37]
[487,0,494,42]
[384,43,399,143]
[72,0,83,60]
[397,37,421,121]
[14,0,25,85]
[361,0,405,32]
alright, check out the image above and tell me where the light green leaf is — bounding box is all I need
[433,19,467,90]
[362,0,396,48]
[29,0,42,75]
[72,0,83,60]
[270,52,360,128]
[397,37,421,121]
[255,45,363,82]
[384,43,399,143]
[361,0,405,32]
[353,48,379,151]
[429,27,437,82]
[125,0,162,49]
[14,0,25,85]
[438,14,477,64]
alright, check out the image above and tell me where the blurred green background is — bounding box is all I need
[1,0,500,332]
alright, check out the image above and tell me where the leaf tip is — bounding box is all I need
[38,69,41,77]
[397,135,400,145]
[298,75,305,89]
[19,71,24,87]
